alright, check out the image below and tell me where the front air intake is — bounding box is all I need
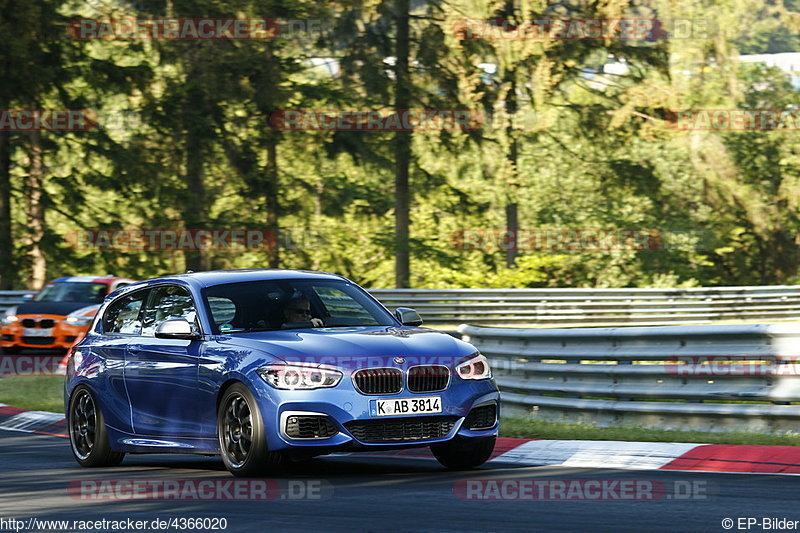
[284,415,338,439]
[464,403,497,430]
[345,416,457,443]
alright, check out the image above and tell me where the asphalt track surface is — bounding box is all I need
[0,429,798,533]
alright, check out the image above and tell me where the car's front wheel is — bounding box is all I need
[68,386,125,467]
[217,383,287,477]
[431,435,496,470]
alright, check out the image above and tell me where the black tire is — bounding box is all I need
[217,383,287,477]
[68,386,125,467]
[2,347,20,355]
[431,436,496,470]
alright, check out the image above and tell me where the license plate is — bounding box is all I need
[22,328,53,337]
[370,396,442,417]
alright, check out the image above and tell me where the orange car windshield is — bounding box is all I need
[34,282,108,304]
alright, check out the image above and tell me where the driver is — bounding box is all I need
[282,295,323,328]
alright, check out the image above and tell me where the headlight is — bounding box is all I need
[65,316,92,327]
[0,315,18,326]
[456,353,492,380]
[257,364,343,390]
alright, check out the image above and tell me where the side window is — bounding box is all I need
[140,285,197,336]
[103,290,148,334]
[208,297,237,329]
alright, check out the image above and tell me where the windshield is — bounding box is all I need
[34,282,108,303]
[201,279,396,334]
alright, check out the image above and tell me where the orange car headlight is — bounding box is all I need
[65,316,92,328]
[0,315,18,326]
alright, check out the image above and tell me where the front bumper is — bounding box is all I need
[0,316,86,351]
[252,377,500,453]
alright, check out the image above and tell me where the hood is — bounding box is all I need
[15,301,98,317]
[218,326,475,370]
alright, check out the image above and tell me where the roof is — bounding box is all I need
[135,269,346,289]
[50,276,133,284]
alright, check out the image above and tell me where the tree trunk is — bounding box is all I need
[181,52,208,273]
[0,132,13,289]
[265,135,280,268]
[502,0,519,268]
[505,74,519,268]
[182,127,207,272]
[394,0,411,288]
[505,201,518,267]
[26,130,46,289]
[259,43,281,269]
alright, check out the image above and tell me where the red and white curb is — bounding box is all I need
[0,404,67,437]
[490,439,800,475]
[492,440,701,469]
[2,404,798,475]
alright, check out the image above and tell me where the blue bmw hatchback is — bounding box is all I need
[65,270,500,476]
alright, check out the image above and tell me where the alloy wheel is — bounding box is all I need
[221,393,253,467]
[70,389,96,460]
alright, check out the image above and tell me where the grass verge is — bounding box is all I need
[500,417,800,446]
[0,376,64,413]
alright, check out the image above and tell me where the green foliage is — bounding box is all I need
[1,0,799,289]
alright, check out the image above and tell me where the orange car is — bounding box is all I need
[0,276,135,353]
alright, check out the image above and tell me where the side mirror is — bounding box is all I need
[21,294,34,302]
[155,318,201,340]
[395,307,423,327]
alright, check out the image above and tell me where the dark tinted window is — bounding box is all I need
[36,282,107,303]
[201,279,395,334]
[140,285,197,336]
[103,290,148,334]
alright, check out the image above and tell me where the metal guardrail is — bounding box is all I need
[4,285,800,326]
[459,323,800,433]
[371,286,800,326]
[0,291,30,314]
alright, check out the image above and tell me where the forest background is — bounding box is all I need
[1,0,799,290]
